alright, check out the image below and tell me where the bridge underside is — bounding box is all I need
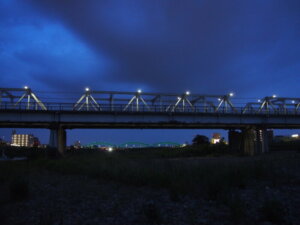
[1,110,300,155]
[1,110,300,129]
[1,122,300,129]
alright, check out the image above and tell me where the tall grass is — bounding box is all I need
[28,151,300,199]
[0,147,299,200]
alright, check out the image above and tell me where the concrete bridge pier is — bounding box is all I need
[228,128,269,155]
[241,127,269,155]
[49,128,58,148]
[241,127,257,155]
[255,128,269,154]
[49,127,66,155]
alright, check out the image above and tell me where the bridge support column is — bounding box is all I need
[58,127,66,155]
[241,127,269,155]
[241,127,256,155]
[255,129,269,153]
[48,127,66,155]
[49,128,58,148]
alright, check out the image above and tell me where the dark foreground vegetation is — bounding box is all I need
[0,145,299,225]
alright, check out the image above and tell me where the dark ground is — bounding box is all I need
[0,147,299,225]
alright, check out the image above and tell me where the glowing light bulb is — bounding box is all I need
[229,92,234,97]
[24,86,28,89]
[85,87,90,92]
[185,91,190,95]
[137,89,142,93]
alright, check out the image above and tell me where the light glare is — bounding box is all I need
[85,87,90,92]
[137,89,142,93]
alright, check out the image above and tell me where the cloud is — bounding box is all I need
[1,0,300,97]
[0,1,109,92]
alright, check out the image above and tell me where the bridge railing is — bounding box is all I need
[0,101,300,115]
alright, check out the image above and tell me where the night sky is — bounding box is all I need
[1,0,300,145]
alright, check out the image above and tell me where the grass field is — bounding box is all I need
[1,146,299,200]
[1,146,300,224]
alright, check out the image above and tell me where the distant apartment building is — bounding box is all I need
[11,134,35,147]
[211,133,221,144]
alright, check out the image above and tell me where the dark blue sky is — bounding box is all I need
[1,0,300,145]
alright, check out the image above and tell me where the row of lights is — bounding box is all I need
[257,94,277,103]
[84,87,234,97]
[85,88,297,105]
[23,86,296,104]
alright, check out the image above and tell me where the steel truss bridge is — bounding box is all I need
[1,87,300,155]
[1,87,300,114]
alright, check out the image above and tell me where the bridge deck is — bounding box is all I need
[1,107,300,129]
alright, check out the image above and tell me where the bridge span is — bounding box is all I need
[1,87,300,155]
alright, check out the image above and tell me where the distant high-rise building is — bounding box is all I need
[11,134,34,147]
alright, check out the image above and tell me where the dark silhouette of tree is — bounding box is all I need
[192,135,209,146]
[218,137,226,145]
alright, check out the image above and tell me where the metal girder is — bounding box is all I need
[123,92,150,112]
[215,95,237,112]
[3,87,48,110]
[2,87,300,115]
[166,93,195,112]
[74,90,101,111]
[257,97,277,112]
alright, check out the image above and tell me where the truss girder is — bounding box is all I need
[1,88,48,110]
[2,88,300,114]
